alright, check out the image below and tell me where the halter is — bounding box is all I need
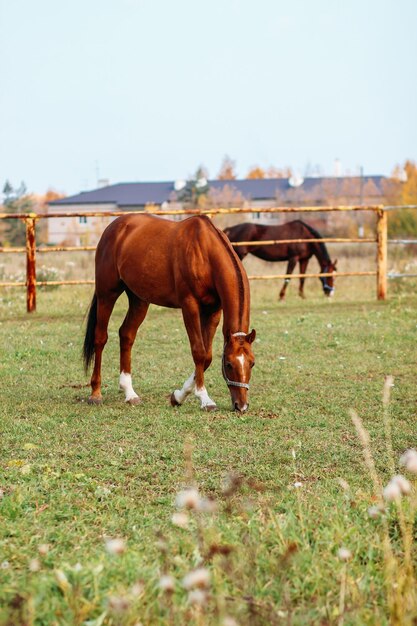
[222,332,250,390]
[320,265,335,293]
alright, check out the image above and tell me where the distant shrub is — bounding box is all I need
[388,208,417,237]
[36,265,62,290]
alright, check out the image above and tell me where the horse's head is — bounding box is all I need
[222,329,256,413]
[321,259,337,297]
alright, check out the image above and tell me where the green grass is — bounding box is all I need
[0,282,416,625]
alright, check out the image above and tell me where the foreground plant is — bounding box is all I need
[350,376,417,626]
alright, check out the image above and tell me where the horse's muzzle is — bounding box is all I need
[234,401,248,413]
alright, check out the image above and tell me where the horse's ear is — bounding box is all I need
[333,258,338,267]
[246,329,256,343]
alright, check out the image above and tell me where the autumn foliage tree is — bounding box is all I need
[385,161,417,236]
[217,155,237,180]
[1,180,34,246]
[246,166,266,179]
[246,165,293,179]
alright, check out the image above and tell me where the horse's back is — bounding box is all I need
[95,214,234,307]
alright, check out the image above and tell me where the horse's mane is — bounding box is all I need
[296,220,331,263]
[204,217,246,326]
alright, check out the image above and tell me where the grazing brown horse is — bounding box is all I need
[224,220,337,300]
[83,214,256,412]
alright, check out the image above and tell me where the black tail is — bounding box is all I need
[83,294,97,373]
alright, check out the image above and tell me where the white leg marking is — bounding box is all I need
[173,372,195,405]
[194,386,216,409]
[119,371,140,403]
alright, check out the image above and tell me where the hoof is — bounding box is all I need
[170,392,181,407]
[126,396,141,406]
[203,404,218,412]
[88,395,103,405]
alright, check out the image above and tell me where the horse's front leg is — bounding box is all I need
[279,257,298,300]
[170,300,217,411]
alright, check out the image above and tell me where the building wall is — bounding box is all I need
[47,203,119,245]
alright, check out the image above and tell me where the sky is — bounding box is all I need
[1,0,416,196]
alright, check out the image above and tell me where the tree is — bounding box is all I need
[217,155,237,180]
[266,166,293,179]
[246,166,265,179]
[1,180,34,246]
[176,167,209,209]
[384,161,417,236]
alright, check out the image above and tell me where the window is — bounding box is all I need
[79,216,87,225]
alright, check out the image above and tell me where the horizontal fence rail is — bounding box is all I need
[0,204,388,220]
[230,237,376,246]
[0,204,416,311]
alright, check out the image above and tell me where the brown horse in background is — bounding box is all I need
[83,214,256,412]
[224,220,337,300]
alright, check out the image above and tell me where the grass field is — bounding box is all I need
[0,272,416,625]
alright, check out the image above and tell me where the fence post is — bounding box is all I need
[376,209,387,300]
[26,215,37,312]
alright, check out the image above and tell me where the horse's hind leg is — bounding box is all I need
[89,292,121,404]
[298,259,308,298]
[279,257,297,300]
[119,291,149,405]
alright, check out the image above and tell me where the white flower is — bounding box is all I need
[105,537,126,555]
[400,449,417,474]
[159,575,175,593]
[171,512,189,528]
[383,475,411,502]
[338,479,350,491]
[197,498,217,513]
[108,595,131,613]
[223,618,239,626]
[368,505,381,519]
[38,544,50,556]
[175,488,200,510]
[182,567,211,590]
[392,474,411,495]
[187,589,208,606]
[383,480,402,502]
[29,558,41,572]
[131,582,144,597]
[337,547,352,562]
[294,482,302,488]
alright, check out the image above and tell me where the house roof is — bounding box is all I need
[50,176,387,207]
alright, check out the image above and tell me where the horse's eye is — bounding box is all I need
[226,362,232,369]
[250,362,255,368]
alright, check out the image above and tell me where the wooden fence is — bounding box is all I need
[0,204,414,312]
